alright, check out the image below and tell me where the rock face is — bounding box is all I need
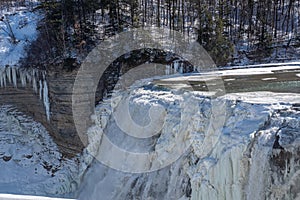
[0,52,190,157]
[46,64,85,156]
[0,65,84,157]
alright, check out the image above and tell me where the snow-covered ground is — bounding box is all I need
[0,1,40,67]
[0,105,88,198]
[0,194,73,200]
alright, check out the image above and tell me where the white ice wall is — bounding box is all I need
[79,82,300,200]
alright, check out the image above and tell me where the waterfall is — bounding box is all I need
[20,69,26,87]
[165,60,186,76]
[77,81,300,200]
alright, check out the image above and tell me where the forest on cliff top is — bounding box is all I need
[1,0,300,67]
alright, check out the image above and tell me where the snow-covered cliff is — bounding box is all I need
[77,77,300,200]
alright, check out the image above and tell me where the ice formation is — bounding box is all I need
[164,60,186,76]
[43,80,50,121]
[77,79,300,200]
[0,66,51,121]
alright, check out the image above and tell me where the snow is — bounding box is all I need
[0,2,40,67]
[223,92,300,104]
[0,194,74,200]
[0,105,83,197]
[262,77,277,81]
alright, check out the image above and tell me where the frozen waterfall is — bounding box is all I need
[77,80,300,200]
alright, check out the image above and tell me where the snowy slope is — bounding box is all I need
[0,105,88,198]
[0,1,40,67]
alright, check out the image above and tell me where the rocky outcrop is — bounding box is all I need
[46,64,85,156]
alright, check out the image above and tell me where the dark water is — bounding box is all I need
[154,67,300,94]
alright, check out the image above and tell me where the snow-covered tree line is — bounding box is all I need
[23,0,300,66]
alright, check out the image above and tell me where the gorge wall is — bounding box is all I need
[0,65,84,157]
[0,51,188,157]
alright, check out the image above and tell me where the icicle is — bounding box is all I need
[43,80,50,121]
[0,69,4,87]
[20,70,27,87]
[0,68,7,87]
[174,61,179,73]
[42,71,46,80]
[26,70,32,83]
[12,67,17,87]
[32,69,37,93]
[179,62,184,74]
[6,66,12,84]
[165,65,170,75]
[33,77,37,93]
[39,80,43,99]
